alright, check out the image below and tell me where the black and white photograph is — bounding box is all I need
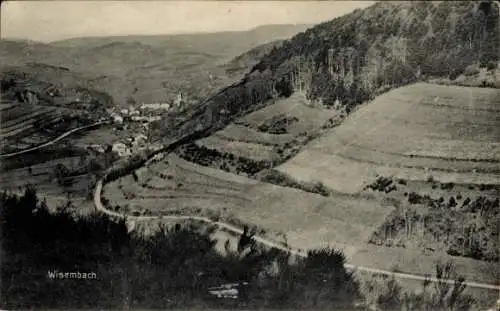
[0,0,499,310]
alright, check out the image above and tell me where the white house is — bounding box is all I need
[140,103,171,110]
[131,116,161,122]
[174,92,183,107]
[113,115,124,124]
[112,142,131,157]
[87,144,105,153]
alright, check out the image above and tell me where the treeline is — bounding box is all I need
[368,178,499,262]
[0,187,480,310]
[177,143,272,177]
[250,1,498,110]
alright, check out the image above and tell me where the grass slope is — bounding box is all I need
[278,83,500,194]
[103,153,392,254]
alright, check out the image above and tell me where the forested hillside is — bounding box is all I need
[155,0,499,142]
[253,1,499,109]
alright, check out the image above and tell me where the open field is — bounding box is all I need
[70,125,122,147]
[235,93,338,135]
[101,153,499,289]
[196,135,277,162]
[212,124,294,146]
[103,154,392,253]
[277,83,500,194]
[181,93,340,175]
[0,155,95,213]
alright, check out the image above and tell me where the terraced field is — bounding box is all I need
[278,83,500,194]
[1,103,60,137]
[193,93,339,164]
[102,153,500,285]
[235,94,339,134]
[0,102,64,152]
[104,153,392,253]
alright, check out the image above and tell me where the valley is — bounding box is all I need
[2,0,500,309]
[99,82,500,289]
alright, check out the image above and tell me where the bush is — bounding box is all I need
[448,196,457,208]
[312,181,331,197]
[396,179,407,185]
[486,61,497,71]
[363,262,475,311]
[408,192,423,204]
[463,65,480,77]
[440,182,454,190]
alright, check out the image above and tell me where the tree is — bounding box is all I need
[54,163,72,187]
[237,225,256,253]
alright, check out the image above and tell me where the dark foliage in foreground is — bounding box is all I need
[0,187,360,309]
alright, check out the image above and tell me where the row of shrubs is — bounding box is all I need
[258,169,331,197]
[177,143,272,177]
[257,115,299,134]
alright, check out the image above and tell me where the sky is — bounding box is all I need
[1,1,374,43]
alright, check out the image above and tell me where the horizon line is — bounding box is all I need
[1,22,317,44]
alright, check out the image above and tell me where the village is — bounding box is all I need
[95,92,185,157]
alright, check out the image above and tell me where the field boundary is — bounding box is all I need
[0,121,111,158]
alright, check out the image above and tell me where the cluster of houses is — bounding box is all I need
[94,93,185,158]
[110,133,163,157]
[109,92,184,125]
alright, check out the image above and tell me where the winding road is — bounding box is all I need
[0,121,111,158]
[94,176,500,291]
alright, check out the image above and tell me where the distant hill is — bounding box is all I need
[49,24,312,52]
[224,40,285,77]
[0,24,312,106]
[0,63,113,110]
[154,0,499,141]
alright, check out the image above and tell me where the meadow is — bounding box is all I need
[182,93,340,173]
[103,153,392,254]
[0,154,95,212]
[277,83,500,194]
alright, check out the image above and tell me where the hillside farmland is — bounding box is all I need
[103,153,392,254]
[278,83,500,194]
[0,102,65,152]
[178,93,340,175]
[101,152,500,286]
[0,153,96,213]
